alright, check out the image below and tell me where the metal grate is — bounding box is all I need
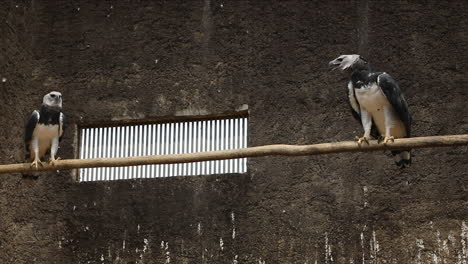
[78,117,248,181]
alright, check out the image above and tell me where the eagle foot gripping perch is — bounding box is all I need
[30,159,44,169]
[355,136,370,145]
[49,157,61,166]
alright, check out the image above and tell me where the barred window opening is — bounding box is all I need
[78,116,248,181]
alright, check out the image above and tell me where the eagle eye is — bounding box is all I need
[50,94,56,98]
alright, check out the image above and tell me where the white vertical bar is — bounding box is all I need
[187,122,192,176]
[103,127,108,180]
[239,119,243,173]
[174,122,178,176]
[156,124,161,178]
[196,121,201,175]
[200,120,205,175]
[170,123,175,177]
[136,125,140,178]
[228,119,232,173]
[211,120,216,174]
[96,127,100,181]
[163,123,166,177]
[114,127,121,180]
[89,128,94,181]
[154,124,158,177]
[142,125,146,178]
[180,122,184,176]
[206,120,211,175]
[138,125,143,178]
[117,126,122,180]
[134,125,139,178]
[217,120,221,174]
[93,128,97,181]
[126,126,131,180]
[103,127,107,180]
[162,123,167,177]
[149,124,153,178]
[173,123,178,176]
[93,128,98,181]
[113,126,117,180]
[99,127,103,181]
[109,127,113,180]
[134,125,137,179]
[237,118,242,172]
[147,124,151,178]
[166,123,171,177]
[234,118,238,173]
[200,121,204,175]
[101,127,105,181]
[220,119,225,174]
[176,122,181,176]
[135,125,139,178]
[215,120,219,174]
[106,127,110,180]
[107,127,111,180]
[130,126,135,179]
[167,123,171,177]
[87,128,92,181]
[176,122,184,176]
[182,122,188,176]
[145,124,150,178]
[135,125,139,179]
[243,118,248,172]
[121,126,125,179]
[192,121,196,175]
[86,128,90,181]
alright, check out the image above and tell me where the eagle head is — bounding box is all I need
[329,54,367,71]
[43,91,63,108]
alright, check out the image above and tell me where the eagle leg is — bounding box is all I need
[49,137,61,166]
[355,136,370,145]
[382,136,395,144]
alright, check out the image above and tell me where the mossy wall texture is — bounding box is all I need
[0,1,467,263]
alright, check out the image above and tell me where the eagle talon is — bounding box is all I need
[382,136,395,144]
[355,136,370,145]
[49,157,61,166]
[30,160,43,169]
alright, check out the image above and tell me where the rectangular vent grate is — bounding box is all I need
[78,117,248,181]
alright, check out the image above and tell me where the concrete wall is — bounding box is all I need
[0,1,467,263]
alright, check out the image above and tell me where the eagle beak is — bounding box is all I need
[328,60,341,71]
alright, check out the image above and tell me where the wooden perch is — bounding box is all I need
[0,134,467,174]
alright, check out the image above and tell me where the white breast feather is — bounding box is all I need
[354,83,406,138]
[33,124,61,158]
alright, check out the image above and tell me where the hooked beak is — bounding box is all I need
[328,59,341,71]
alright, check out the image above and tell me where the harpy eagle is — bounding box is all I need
[25,91,65,168]
[329,54,412,168]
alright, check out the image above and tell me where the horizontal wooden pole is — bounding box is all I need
[1,134,467,174]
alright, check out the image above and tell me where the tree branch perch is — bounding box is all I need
[1,134,467,174]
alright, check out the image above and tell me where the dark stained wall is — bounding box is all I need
[0,1,467,263]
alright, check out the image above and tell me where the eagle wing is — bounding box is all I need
[59,112,65,142]
[377,73,412,137]
[347,81,380,139]
[25,110,40,157]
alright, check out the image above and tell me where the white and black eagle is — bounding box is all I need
[329,54,412,168]
[25,91,65,168]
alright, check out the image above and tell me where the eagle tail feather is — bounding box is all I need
[392,150,411,168]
